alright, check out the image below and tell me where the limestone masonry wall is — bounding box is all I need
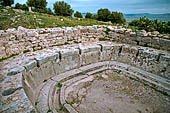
[0,25,170,59]
[0,25,170,113]
[0,42,170,113]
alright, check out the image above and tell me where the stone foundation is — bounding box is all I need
[0,26,170,59]
[0,42,170,113]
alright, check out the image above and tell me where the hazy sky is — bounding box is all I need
[14,0,170,14]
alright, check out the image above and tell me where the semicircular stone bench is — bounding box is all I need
[1,42,170,113]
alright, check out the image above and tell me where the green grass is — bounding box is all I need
[0,7,111,30]
[99,37,110,41]
[23,49,30,53]
[0,54,18,62]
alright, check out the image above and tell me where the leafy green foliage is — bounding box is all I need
[105,28,110,35]
[57,83,63,88]
[23,49,30,53]
[97,8,111,22]
[32,8,53,14]
[46,8,53,15]
[74,11,83,18]
[43,79,47,82]
[53,1,74,16]
[96,8,126,24]
[85,12,92,19]
[117,70,122,74]
[91,14,98,20]
[129,16,170,34]
[27,0,47,9]
[35,101,39,106]
[47,109,52,113]
[0,4,6,9]
[99,38,110,41]
[0,0,14,6]
[108,11,126,24]
[15,3,29,11]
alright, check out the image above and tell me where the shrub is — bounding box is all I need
[74,11,83,18]
[85,12,92,18]
[97,8,111,22]
[0,0,14,6]
[108,11,126,24]
[129,16,170,34]
[91,14,98,20]
[53,1,74,16]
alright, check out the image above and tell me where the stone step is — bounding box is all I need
[35,61,170,113]
[64,104,78,113]
[36,79,54,113]
[36,62,109,113]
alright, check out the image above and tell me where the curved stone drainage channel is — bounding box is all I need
[1,42,170,113]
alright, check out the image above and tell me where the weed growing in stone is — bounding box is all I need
[23,49,30,53]
[57,83,63,88]
[59,104,67,112]
[35,101,39,106]
[47,109,52,113]
[99,37,110,41]
[74,40,79,44]
[0,54,18,62]
[64,42,69,45]
[105,28,111,35]
[43,79,47,82]
[117,70,122,74]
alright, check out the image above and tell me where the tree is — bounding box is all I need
[74,11,83,18]
[0,0,14,6]
[53,1,74,16]
[97,8,111,22]
[27,0,47,9]
[15,3,22,9]
[15,3,28,11]
[46,8,53,15]
[85,12,92,19]
[108,11,126,24]
[22,4,29,11]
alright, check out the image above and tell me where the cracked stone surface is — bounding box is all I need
[66,70,170,113]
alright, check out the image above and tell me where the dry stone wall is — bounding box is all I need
[0,25,170,59]
[0,42,170,113]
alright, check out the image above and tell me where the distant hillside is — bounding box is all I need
[124,13,170,22]
[0,6,109,30]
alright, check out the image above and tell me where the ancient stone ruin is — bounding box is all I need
[0,25,170,113]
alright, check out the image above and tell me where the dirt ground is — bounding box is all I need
[66,70,170,113]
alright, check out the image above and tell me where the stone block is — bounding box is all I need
[7,66,25,76]
[24,60,37,72]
